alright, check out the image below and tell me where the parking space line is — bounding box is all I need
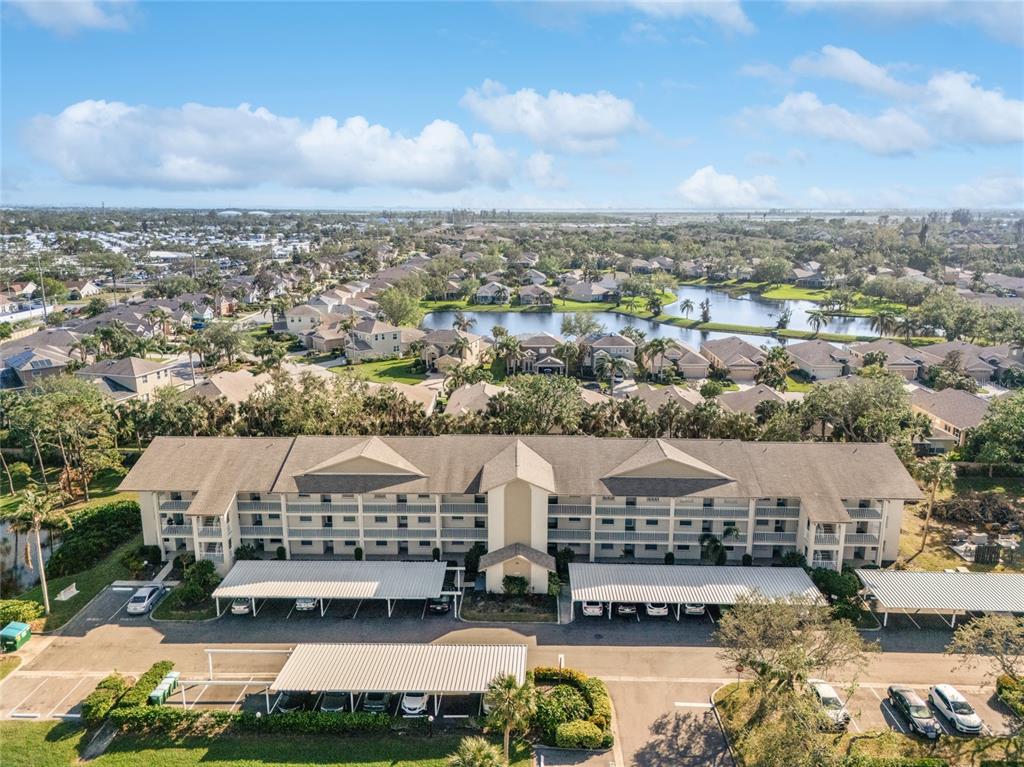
[848,714,862,733]
[868,687,882,701]
[9,679,48,716]
[285,603,296,620]
[107,597,133,623]
[47,677,87,719]
[189,684,209,710]
[351,599,363,619]
[881,701,906,734]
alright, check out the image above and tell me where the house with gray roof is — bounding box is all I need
[910,388,990,451]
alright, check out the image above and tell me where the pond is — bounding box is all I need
[420,310,781,349]
[666,284,878,337]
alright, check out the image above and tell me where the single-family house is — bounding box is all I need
[785,340,852,381]
[628,383,703,412]
[646,340,710,380]
[846,340,942,381]
[474,282,512,305]
[346,318,423,363]
[518,284,556,306]
[419,329,487,371]
[76,357,181,403]
[65,280,101,300]
[910,388,990,452]
[716,385,786,415]
[700,337,766,382]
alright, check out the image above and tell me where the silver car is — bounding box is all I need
[809,680,850,731]
[125,586,161,615]
[929,684,983,734]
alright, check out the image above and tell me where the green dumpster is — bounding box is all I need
[0,622,30,652]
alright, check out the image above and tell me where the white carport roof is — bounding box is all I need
[211,560,446,601]
[568,563,820,605]
[271,643,527,694]
[856,569,1024,613]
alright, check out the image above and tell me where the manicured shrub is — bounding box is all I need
[275,546,287,560]
[580,677,613,731]
[536,684,589,741]
[233,544,259,560]
[431,547,441,561]
[997,674,1024,717]
[463,542,485,575]
[555,719,604,749]
[354,547,363,561]
[81,673,131,727]
[0,599,44,624]
[139,545,163,565]
[114,660,174,709]
[118,550,145,577]
[741,553,753,566]
[664,551,675,565]
[547,572,562,597]
[109,706,390,735]
[502,575,529,596]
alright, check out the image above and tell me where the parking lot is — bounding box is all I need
[842,683,1016,738]
[0,672,104,720]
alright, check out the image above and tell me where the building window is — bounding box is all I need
[703,498,714,508]
[300,540,312,546]
[645,519,659,526]
[343,516,355,522]
[418,516,432,524]
[474,495,486,504]
[644,544,658,551]
[270,538,282,544]
[474,518,486,529]
[548,495,558,505]
[678,520,692,527]
[375,541,388,547]
[299,516,312,522]
[701,521,712,533]
[344,540,356,546]
[374,516,387,523]
[601,518,614,525]
[676,545,690,551]
[724,521,736,528]
[320,494,331,503]
[452,515,464,521]
[568,517,581,522]
[600,544,614,550]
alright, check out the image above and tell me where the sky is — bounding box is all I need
[1,0,1022,210]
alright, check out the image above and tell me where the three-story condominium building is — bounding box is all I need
[120,436,921,590]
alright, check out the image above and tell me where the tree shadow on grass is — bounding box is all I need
[633,710,733,767]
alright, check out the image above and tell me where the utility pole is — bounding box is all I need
[36,252,48,322]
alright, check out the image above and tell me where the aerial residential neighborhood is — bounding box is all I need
[1,1,1023,767]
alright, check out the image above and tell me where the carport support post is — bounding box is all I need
[265,687,270,714]
[387,599,394,617]
[883,611,888,627]
[250,597,255,618]
[674,603,681,621]
[215,597,221,617]
[320,598,325,618]
[951,613,957,628]
[434,695,441,716]
[607,601,612,620]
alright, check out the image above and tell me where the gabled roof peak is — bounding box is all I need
[606,439,733,481]
[303,436,423,476]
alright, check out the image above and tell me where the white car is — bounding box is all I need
[401,692,429,715]
[581,601,604,617]
[230,598,252,615]
[125,586,161,615]
[294,598,317,612]
[683,603,706,616]
[809,680,850,731]
[929,684,983,734]
[645,603,669,617]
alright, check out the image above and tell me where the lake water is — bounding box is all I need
[420,284,879,348]
[667,284,878,337]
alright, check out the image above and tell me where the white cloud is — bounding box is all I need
[787,148,810,164]
[748,92,932,155]
[923,71,1024,145]
[950,173,1024,208]
[628,1,755,34]
[622,20,666,43]
[739,63,795,86]
[676,165,780,208]
[524,152,567,189]
[786,1,1023,46]
[460,80,641,153]
[791,45,911,97]
[26,100,514,192]
[806,186,854,208]
[7,0,133,35]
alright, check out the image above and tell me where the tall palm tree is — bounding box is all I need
[554,340,580,377]
[914,457,956,553]
[871,310,898,338]
[491,325,509,341]
[450,335,473,361]
[644,338,671,379]
[181,332,208,385]
[1,484,70,615]
[447,737,504,767]
[679,298,695,319]
[497,337,524,373]
[806,310,829,337]
[595,355,635,393]
[898,314,919,342]
[452,311,476,333]
[483,674,536,764]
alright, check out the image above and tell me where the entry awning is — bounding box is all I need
[479,543,556,572]
[569,563,821,605]
[211,560,446,601]
[271,643,527,694]
[856,569,1024,614]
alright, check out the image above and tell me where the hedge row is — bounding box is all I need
[556,719,604,749]
[0,599,44,625]
[114,660,174,709]
[996,674,1024,718]
[109,706,390,735]
[533,666,614,749]
[48,500,142,577]
[81,673,132,727]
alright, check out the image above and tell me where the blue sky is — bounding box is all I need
[2,0,1022,209]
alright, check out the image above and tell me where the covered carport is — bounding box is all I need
[270,643,527,717]
[567,563,821,620]
[855,569,1024,628]
[211,560,449,618]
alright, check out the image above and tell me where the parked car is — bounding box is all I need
[426,595,452,614]
[645,603,669,617]
[809,680,850,731]
[277,691,312,713]
[400,692,429,715]
[362,691,392,713]
[294,598,317,612]
[615,603,637,616]
[230,598,252,615]
[125,586,162,615]
[888,686,940,739]
[683,603,706,616]
[581,601,604,617]
[929,685,983,734]
[318,691,350,713]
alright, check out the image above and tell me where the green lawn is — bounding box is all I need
[0,721,532,767]
[0,655,21,681]
[1,467,130,518]
[20,533,142,632]
[422,290,676,317]
[784,375,815,393]
[337,358,427,385]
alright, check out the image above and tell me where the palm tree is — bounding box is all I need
[871,310,898,338]
[452,311,476,332]
[497,336,524,373]
[644,338,671,380]
[145,307,171,338]
[491,325,509,341]
[914,457,956,553]
[699,526,738,566]
[806,310,829,336]
[1,484,70,615]
[450,335,473,361]
[897,314,919,342]
[554,340,580,377]
[181,332,208,384]
[679,298,695,320]
[447,737,504,767]
[595,355,635,393]
[483,674,536,764]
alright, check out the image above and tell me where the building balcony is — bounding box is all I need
[547,504,592,517]
[752,531,798,544]
[594,531,669,543]
[844,533,879,546]
[362,503,435,515]
[439,528,487,541]
[287,502,358,513]
[198,525,225,538]
[673,507,748,519]
[441,503,486,515]
[239,525,284,537]
[289,527,359,539]
[548,529,591,541]
[847,507,883,520]
[814,534,841,546]
[812,557,840,571]
[237,500,280,512]
[201,551,224,563]
[364,528,437,540]
[754,506,801,519]
[159,500,191,511]
[161,523,193,536]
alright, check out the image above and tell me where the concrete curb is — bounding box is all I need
[710,683,740,767]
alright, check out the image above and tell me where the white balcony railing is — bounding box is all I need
[847,507,882,520]
[162,523,193,536]
[159,500,191,511]
[594,531,669,543]
[198,526,225,538]
[752,531,798,544]
[844,533,879,546]
[439,528,488,540]
[288,527,359,539]
[754,506,801,519]
[237,501,280,512]
[239,525,284,537]
[814,534,841,546]
[548,529,591,541]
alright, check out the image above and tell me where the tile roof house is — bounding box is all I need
[785,340,852,381]
[75,356,181,402]
[847,340,942,381]
[700,337,766,382]
[646,340,710,380]
[628,383,704,412]
[910,388,990,450]
[716,384,786,415]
